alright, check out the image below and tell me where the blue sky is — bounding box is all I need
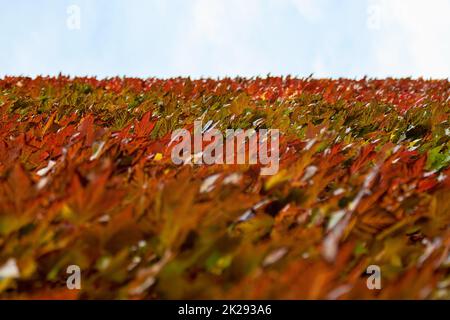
[1,0,449,78]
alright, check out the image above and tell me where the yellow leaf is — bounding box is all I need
[154,153,163,161]
[264,169,290,190]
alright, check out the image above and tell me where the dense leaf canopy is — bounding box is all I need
[0,76,449,299]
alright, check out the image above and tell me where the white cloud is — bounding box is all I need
[289,0,325,21]
[1,0,448,78]
[373,0,450,78]
[312,56,327,77]
[191,0,224,44]
[170,0,269,77]
[170,0,332,77]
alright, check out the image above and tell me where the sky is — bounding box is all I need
[0,0,449,79]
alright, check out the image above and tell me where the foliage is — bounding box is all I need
[0,76,449,299]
